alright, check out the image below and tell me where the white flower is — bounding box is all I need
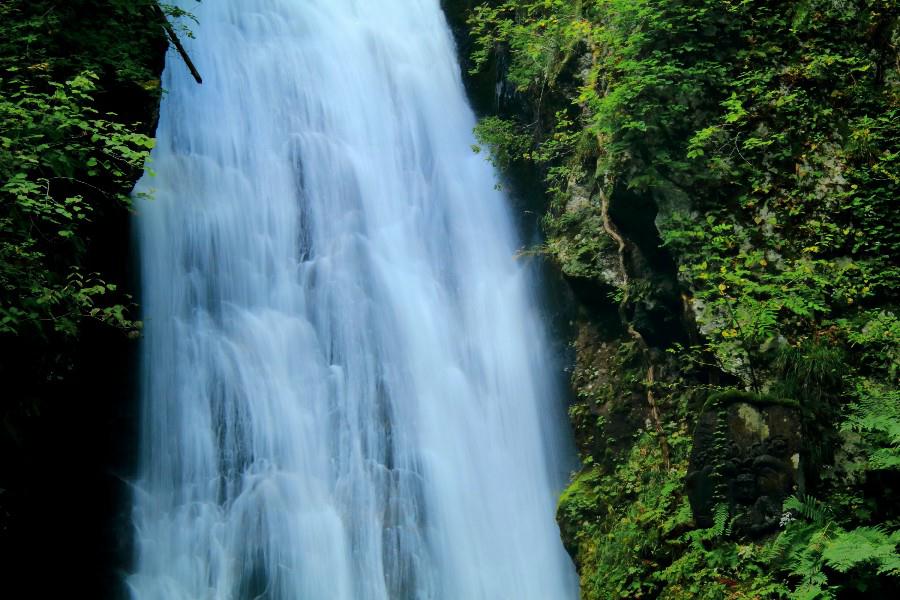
[779,512,796,528]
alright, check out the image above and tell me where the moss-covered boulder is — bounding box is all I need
[687,390,802,536]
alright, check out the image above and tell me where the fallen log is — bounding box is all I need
[153,3,203,84]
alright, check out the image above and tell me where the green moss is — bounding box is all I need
[558,467,603,521]
[701,389,800,414]
[559,430,795,599]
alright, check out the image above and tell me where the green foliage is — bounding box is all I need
[0,70,153,336]
[842,380,900,471]
[465,0,898,597]
[0,0,171,343]
[822,527,899,575]
[472,115,532,168]
[558,431,689,599]
[0,0,170,558]
[773,495,900,597]
[559,429,793,599]
[468,0,589,93]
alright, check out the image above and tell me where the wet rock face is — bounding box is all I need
[568,322,651,465]
[687,394,802,537]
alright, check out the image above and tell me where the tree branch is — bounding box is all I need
[153,3,202,84]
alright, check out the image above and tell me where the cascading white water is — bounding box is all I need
[129,1,578,598]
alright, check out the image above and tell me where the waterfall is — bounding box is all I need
[129,1,578,598]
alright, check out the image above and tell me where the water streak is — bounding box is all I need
[130,1,578,598]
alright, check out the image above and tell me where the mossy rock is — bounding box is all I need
[556,467,604,566]
[687,391,803,537]
[699,389,800,415]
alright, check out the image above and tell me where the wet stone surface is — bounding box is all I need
[687,395,802,537]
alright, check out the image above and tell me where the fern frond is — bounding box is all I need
[711,502,729,538]
[869,447,900,471]
[821,526,900,574]
[784,494,832,525]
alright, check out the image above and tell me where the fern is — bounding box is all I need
[685,502,732,545]
[784,495,832,525]
[773,495,900,595]
[792,581,833,600]
[842,383,900,470]
[869,448,900,470]
[821,526,900,575]
[711,502,730,538]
